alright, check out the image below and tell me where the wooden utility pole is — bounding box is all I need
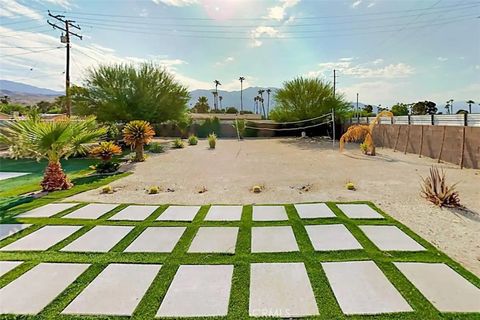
[47,11,82,116]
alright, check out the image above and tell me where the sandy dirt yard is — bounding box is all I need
[68,138,480,276]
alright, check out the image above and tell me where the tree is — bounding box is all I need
[466,100,474,114]
[213,80,221,110]
[225,106,238,114]
[192,96,210,113]
[0,116,106,191]
[122,120,155,162]
[73,63,190,123]
[390,103,409,116]
[219,95,223,110]
[340,111,393,156]
[445,99,454,114]
[411,101,437,115]
[270,77,351,122]
[266,88,272,119]
[239,76,245,112]
[363,104,373,114]
[0,103,27,115]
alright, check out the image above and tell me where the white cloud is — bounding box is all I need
[152,0,197,7]
[264,0,300,21]
[367,2,375,8]
[372,58,384,64]
[0,26,210,91]
[139,8,149,17]
[40,0,72,9]
[215,56,235,66]
[352,0,362,8]
[306,59,415,79]
[437,57,448,62]
[339,57,355,62]
[250,26,281,47]
[0,0,42,20]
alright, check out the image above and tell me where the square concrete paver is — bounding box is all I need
[249,262,319,317]
[0,226,82,251]
[63,264,161,316]
[252,206,288,221]
[125,227,186,253]
[294,203,336,219]
[61,226,133,252]
[322,261,412,314]
[306,224,363,251]
[157,265,233,317]
[360,226,425,251]
[188,227,239,253]
[0,224,31,241]
[0,261,22,277]
[0,263,89,314]
[109,205,159,221]
[395,262,480,312]
[157,206,201,221]
[204,205,243,221]
[251,226,299,253]
[19,203,79,218]
[0,172,29,181]
[336,204,384,219]
[63,203,118,219]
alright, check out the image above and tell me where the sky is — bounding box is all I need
[0,0,479,108]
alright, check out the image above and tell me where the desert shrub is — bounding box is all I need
[359,142,368,154]
[101,185,114,194]
[148,142,164,153]
[233,119,246,138]
[208,133,217,149]
[188,135,198,145]
[147,186,161,194]
[172,138,185,149]
[420,167,461,207]
[105,122,122,141]
[346,182,356,190]
[94,161,120,173]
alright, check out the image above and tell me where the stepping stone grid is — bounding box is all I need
[0,202,478,318]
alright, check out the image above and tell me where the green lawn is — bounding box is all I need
[0,201,478,319]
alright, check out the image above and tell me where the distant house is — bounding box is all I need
[190,113,262,121]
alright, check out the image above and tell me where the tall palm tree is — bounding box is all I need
[239,76,245,113]
[213,80,221,111]
[266,88,271,119]
[466,100,475,113]
[254,96,258,114]
[445,99,454,114]
[211,92,217,112]
[258,89,265,118]
[219,96,223,110]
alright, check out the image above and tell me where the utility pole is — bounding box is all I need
[333,69,337,98]
[239,76,245,113]
[47,10,82,116]
[356,93,359,122]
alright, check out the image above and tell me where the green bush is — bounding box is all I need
[148,142,165,153]
[208,133,217,149]
[188,135,198,145]
[94,161,120,173]
[172,138,185,149]
[197,117,221,138]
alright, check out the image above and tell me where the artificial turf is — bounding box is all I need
[0,201,479,320]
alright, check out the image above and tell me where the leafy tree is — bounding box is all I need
[270,77,351,122]
[73,63,190,123]
[390,103,409,116]
[192,96,210,113]
[411,101,437,115]
[363,104,373,114]
[122,120,155,162]
[0,116,106,191]
[225,106,238,114]
[35,101,53,113]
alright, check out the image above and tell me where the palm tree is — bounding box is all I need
[266,88,272,118]
[0,116,106,191]
[213,80,221,111]
[445,99,454,114]
[219,96,223,110]
[239,76,245,113]
[123,120,155,162]
[254,96,258,114]
[211,92,217,112]
[466,100,475,113]
[258,89,266,118]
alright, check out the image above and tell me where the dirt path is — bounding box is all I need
[68,138,480,276]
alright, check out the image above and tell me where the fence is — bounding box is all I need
[349,113,480,127]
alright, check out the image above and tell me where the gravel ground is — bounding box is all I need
[68,137,480,276]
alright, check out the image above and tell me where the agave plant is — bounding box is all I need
[0,116,106,191]
[420,167,461,207]
[339,110,393,156]
[123,120,155,162]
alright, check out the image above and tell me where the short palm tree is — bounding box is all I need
[0,116,106,191]
[123,120,155,162]
[90,141,122,162]
[339,111,393,156]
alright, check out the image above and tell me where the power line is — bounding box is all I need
[0,47,62,58]
[49,2,479,21]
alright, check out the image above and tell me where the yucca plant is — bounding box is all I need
[188,135,198,146]
[339,111,393,156]
[208,133,217,149]
[0,116,106,191]
[420,167,461,207]
[123,120,155,162]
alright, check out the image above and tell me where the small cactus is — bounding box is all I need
[346,182,356,191]
[252,185,262,193]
